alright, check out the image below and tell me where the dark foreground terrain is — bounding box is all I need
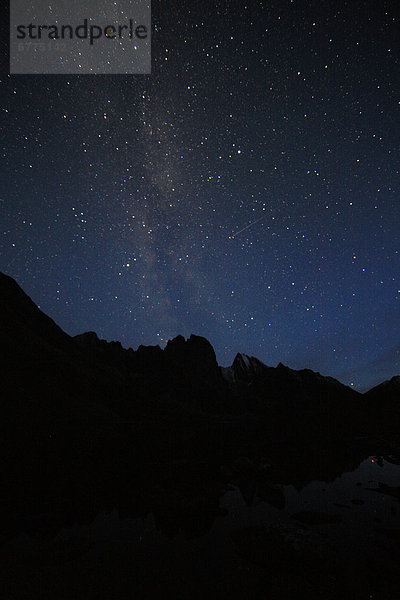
[1,271,400,599]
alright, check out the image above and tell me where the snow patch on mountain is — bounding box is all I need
[221,352,268,385]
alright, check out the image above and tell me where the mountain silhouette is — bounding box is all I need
[1,270,398,425]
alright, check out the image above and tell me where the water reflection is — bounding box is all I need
[3,433,400,599]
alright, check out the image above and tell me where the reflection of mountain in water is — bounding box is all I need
[1,271,400,599]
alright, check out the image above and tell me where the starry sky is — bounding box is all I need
[1,0,399,391]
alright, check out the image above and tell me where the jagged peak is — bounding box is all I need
[165,333,214,348]
[233,352,266,366]
[165,334,186,348]
[277,362,288,370]
[74,331,124,348]
[188,333,213,346]
[165,333,215,353]
[223,352,269,385]
[137,343,162,352]
[75,331,100,342]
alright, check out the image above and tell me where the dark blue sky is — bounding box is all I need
[1,1,399,391]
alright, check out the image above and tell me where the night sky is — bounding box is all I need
[1,1,399,391]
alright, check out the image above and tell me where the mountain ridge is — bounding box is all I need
[1,271,397,398]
